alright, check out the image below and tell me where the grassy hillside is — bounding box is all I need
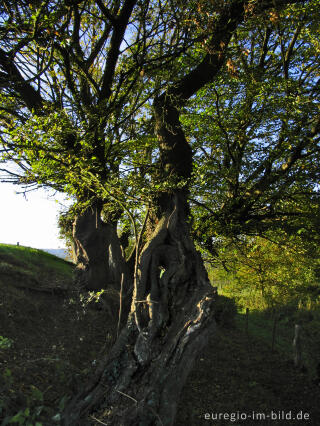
[0,243,73,291]
[0,244,116,425]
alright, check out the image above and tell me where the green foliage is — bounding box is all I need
[0,0,319,255]
[0,336,13,350]
[0,0,199,206]
[187,0,320,244]
[209,233,320,311]
[1,384,44,426]
[6,408,43,426]
[1,365,44,426]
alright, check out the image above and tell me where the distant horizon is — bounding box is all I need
[0,241,67,250]
[0,243,71,261]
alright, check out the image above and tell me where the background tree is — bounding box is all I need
[185,2,320,253]
[209,232,320,311]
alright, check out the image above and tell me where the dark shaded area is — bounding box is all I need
[176,318,320,425]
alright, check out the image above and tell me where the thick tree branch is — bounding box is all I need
[99,0,138,102]
[0,48,44,112]
[163,0,245,104]
[86,26,112,69]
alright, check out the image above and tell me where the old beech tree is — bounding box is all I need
[1,0,319,424]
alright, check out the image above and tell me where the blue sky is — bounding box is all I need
[0,183,71,249]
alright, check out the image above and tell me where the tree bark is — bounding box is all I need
[62,192,217,426]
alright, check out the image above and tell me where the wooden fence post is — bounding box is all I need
[293,324,302,368]
[245,308,249,338]
[271,313,278,352]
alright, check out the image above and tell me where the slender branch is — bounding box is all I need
[96,0,117,25]
[283,21,303,79]
[258,26,272,69]
[86,26,112,69]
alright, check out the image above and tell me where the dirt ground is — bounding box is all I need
[1,283,319,425]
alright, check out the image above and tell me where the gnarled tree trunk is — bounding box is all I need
[62,55,219,423]
[62,191,216,425]
[73,201,130,294]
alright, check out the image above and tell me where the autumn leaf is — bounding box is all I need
[226,58,238,77]
[269,11,279,24]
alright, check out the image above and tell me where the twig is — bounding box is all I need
[117,273,124,339]
[116,389,138,403]
[90,415,109,425]
[133,205,150,334]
